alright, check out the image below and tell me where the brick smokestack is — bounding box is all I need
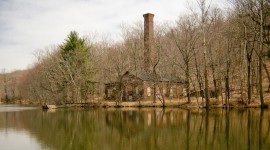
[143,13,154,72]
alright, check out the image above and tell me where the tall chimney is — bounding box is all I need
[143,13,154,72]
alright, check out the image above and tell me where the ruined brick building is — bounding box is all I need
[104,13,186,101]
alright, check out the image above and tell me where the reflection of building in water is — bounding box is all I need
[140,109,186,127]
[105,108,186,137]
[147,113,151,126]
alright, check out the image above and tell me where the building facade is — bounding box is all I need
[104,71,185,101]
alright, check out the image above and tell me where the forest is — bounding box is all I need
[0,0,270,108]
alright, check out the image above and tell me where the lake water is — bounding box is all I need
[0,104,269,150]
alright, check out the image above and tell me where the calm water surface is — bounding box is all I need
[0,104,269,150]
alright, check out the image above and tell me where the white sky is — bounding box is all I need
[0,0,229,71]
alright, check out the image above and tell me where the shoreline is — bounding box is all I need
[41,99,270,109]
[2,98,269,109]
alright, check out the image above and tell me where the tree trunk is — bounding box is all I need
[203,22,209,108]
[157,85,165,107]
[259,58,264,107]
[209,46,218,99]
[259,0,264,108]
[227,71,230,100]
[153,83,156,103]
[204,53,210,108]
[247,59,252,104]
[190,76,200,107]
[186,64,191,103]
[225,76,230,107]
[262,61,270,92]
[193,48,204,107]
[219,77,224,106]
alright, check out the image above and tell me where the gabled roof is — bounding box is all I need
[125,71,186,83]
[137,72,156,81]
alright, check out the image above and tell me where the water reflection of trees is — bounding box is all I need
[0,109,102,150]
[0,108,270,150]
[105,108,270,150]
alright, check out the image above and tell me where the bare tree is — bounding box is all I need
[170,15,199,103]
[196,0,212,108]
[232,0,270,107]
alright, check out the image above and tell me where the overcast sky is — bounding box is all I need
[0,0,228,71]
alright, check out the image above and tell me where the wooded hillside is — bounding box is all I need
[1,0,270,107]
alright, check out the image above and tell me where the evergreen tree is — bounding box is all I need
[59,31,94,103]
